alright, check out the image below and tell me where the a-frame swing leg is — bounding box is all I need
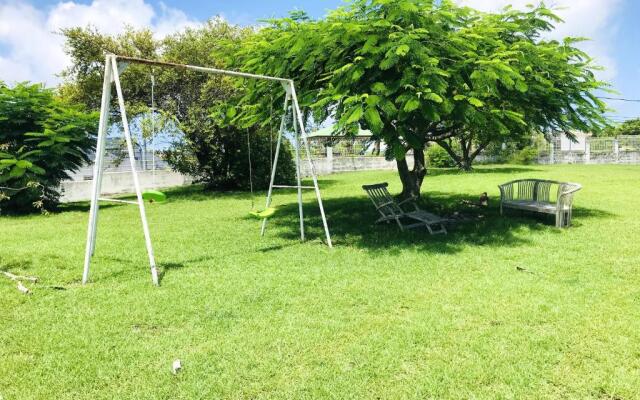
[84,55,159,286]
[289,82,333,248]
[291,93,305,241]
[261,91,290,236]
[111,57,159,286]
[82,56,112,284]
[260,81,333,247]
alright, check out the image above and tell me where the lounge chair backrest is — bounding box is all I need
[362,183,404,218]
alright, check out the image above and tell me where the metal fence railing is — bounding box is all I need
[618,136,640,152]
[307,137,384,157]
[70,151,172,181]
[542,135,640,164]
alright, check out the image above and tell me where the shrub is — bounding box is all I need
[426,144,457,168]
[0,83,98,213]
[510,146,539,165]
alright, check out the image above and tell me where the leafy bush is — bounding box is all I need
[509,146,539,165]
[426,144,457,168]
[0,83,98,213]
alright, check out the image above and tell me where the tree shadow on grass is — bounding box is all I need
[162,179,344,202]
[58,202,124,213]
[0,257,34,276]
[62,179,346,211]
[264,191,613,255]
[426,165,543,177]
[57,184,236,212]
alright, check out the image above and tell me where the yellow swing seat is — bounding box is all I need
[142,190,167,203]
[248,207,278,219]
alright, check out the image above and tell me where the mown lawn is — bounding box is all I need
[1,164,639,399]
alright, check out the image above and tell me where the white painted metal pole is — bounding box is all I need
[83,57,113,284]
[289,83,333,248]
[261,91,290,236]
[89,61,114,257]
[111,57,159,286]
[291,93,305,242]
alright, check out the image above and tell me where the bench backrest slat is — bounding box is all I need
[535,181,552,202]
[501,179,581,203]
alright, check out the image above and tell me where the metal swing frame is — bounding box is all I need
[83,54,332,286]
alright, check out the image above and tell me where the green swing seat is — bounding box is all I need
[248,207,278,219]
[142,190,167,203]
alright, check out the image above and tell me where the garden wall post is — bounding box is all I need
[326,145,333,174]
[585,139,591,163]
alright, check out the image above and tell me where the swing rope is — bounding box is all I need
[151,70,156,183]
[247,85,278,219]
[141,68,166,204]
[269,92,274,177]
[247,127,255,210]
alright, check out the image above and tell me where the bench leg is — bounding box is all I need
[562,210,571,228]
[430,223,447,235]
[425,224,434,235]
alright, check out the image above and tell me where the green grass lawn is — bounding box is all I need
[1,164,639,399]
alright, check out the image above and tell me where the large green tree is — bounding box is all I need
[238,0,609,196]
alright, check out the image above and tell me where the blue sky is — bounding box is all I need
[1,0,638,120]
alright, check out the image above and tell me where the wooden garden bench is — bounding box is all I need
[498,179,582,228]
[362,183,447,235]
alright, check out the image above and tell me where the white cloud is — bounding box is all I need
[0,0,201,86]
[457,0,623,81]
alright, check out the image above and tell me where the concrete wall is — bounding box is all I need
[538,150,640,165]
[60,155,409,202]
[60,170,193,202]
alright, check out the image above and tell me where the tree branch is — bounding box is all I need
[436,139,463,166]
[470,141,490,159]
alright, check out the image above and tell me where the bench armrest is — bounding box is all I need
[556,183,582,208]
[498,181,515,201]
[374,200,396,210]
[397,195,420,211]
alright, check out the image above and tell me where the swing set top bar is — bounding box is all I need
[112,54,292,84]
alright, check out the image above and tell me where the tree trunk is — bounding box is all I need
[397,148,427,199]
[438,137,486,171]
[459,137,474,171]
[460,154,472,171]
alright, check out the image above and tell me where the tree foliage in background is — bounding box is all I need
[434,7,609,170]
[60,20,294,191]
[238,0,609,197]
[599,118,640,137]
[0,82,98,213]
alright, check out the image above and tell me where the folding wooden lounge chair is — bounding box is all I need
[362,182,447,235]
